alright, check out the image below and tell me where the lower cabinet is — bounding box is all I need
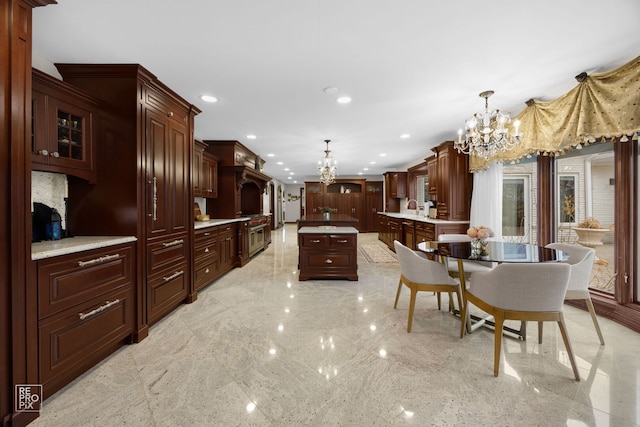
[36,242,135,399]
[298,231,358,281]
[194,223,237,291]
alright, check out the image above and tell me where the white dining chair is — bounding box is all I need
[544,242,604,345]
[463,262,580,380]
[393,240,465,337]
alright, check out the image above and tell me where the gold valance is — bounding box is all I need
[470,55,640,171]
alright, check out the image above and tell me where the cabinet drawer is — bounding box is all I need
[194,261,219,290]
[303,251,354,268]
[301,235,328,246]
[195,239,217,263]
[38,244,133,319]
[39,287,133,387]
[329,235,356,247]
[147,234,188,275]
[147,261,188,324]
[195,228,218,244]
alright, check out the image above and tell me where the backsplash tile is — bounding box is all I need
[32,171,67,228]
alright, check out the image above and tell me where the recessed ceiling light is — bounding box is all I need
[363,168,369,171]
[287,176,292,179]
[369,161,376,165]
[358,172,363,175]
[267,153,275,157]
[336,96,352,104]
[289,172,294,175]
[200,95,218,103]
[379,153,387,157]
[277,161,283,165]
[323,87,338,95]
[400,134,411,139]
[246,134,256,139]
[284,168,290,171]
[293,181,298,184]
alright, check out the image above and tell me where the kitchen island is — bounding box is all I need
[297,213,358,229]
[298,226,358,281]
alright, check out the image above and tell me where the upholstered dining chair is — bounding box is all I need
[463,262,580,380]
[393,240,465,337]
[544,243,604,345]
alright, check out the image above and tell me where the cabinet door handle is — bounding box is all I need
[38,149,49,156]
[50,151,60,158]
[162,239,184,248]
[310,239,321,243]
[79,299,120,321]
[226,237,231,241]
[77,253,120,268]
[163,270,184,282]
[324,259,333,264]
[337,239,348,243]
[150,177,158,221]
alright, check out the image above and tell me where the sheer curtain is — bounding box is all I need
[470,161,503,239]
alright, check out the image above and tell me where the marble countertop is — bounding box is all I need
[298,226,359,234]
[378,212,469,225]
[32,236,137,260]
[194,217,250,230]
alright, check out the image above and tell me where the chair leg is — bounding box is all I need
[493,314,505,377]
[461,298,468,337]
[393,279,403,309]
[585,297,605,345]
[447,292,455,313]
[407,288,417,333]
[436,292,441,311]
[456,290,465,338]
[557,314,581,381]
[538,321,543,344]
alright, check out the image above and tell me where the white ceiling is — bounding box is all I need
[32,0,640,183]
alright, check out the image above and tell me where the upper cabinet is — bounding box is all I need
[383,171,407,212]
[193,140,218,198]
[32,69,99,182]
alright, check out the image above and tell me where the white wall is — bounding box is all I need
[284,184,304,223]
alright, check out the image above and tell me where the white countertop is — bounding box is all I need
[298,226,359,234]
[378,212,469,225]
[32,236,137,260]
[194,217,250,229]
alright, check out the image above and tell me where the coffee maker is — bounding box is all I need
[32,202,62,242]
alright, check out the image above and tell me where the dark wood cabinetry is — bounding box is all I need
[31,69,98,182]
[378,214,468,251]
[298,228,358,281]
[57,64,200,334]
[365,181,383,232]
[383,171,407,212]
[193,140,218,198]
[36,242,135,399]
[304,180,367,231]
[204,140,271,218]
[432,141,472,221]
[194,223,237,291]
[427,156,438,198]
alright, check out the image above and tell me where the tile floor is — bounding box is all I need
[31,224,640,426]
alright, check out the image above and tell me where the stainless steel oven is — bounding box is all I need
[248,215,268,257]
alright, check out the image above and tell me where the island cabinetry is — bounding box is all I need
[31,68,99,182]
[36,242,135,399]
[58,63,200,335]
[298,227,358,281]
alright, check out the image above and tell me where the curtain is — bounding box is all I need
[470,55,640,172]
[470,161,503,239]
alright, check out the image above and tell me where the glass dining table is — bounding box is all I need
[416,240,567,339]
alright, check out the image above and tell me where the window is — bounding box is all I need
[416,176,430,207]
[558,174,578,225]
[502,174,531,243]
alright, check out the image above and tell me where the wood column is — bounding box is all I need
[536,156,556,246]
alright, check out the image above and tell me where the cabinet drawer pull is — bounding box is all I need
[204,247,209,253]
[325,259,333,264]
[226,237,231,241]
[163,270,184,282]
[204,232,211,236]
[336,239,348,243]
[205,268,210,274]
[310,239,321,243]
[79,299,120,321]
[167,111,174,117]
[162,239,184,248]
[225,227,231,231]
[77,253,120,268]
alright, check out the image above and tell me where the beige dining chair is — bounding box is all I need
[543,243,604,345]
[463,262,580,380]
[393,240,465,337]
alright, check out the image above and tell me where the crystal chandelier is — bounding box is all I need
[318,139,337,185]
[455,90,522,160]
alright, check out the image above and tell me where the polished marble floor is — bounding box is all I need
[32,225,640,426]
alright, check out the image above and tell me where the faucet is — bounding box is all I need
[407,199,419,216]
